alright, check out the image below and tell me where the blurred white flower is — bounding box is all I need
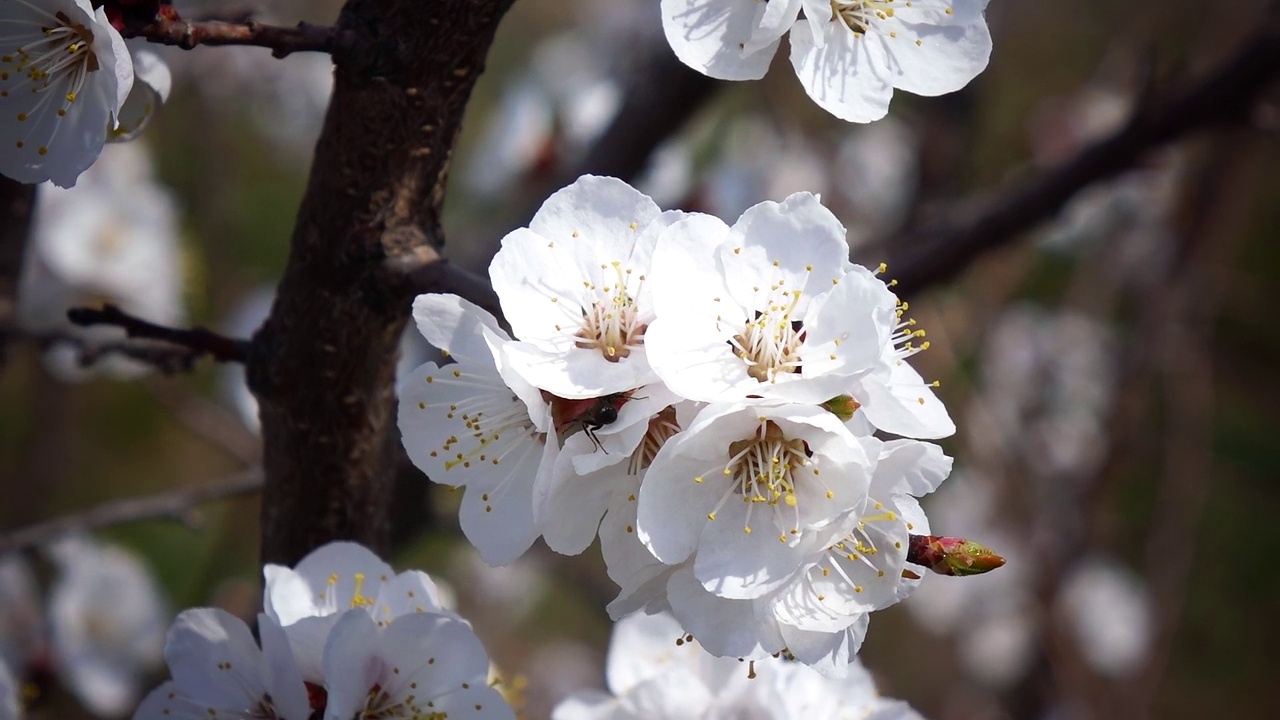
[702,119,831,220]
[0,658,20,720]
[47,537,167,717]
[554,612,924,719]
[17,141,184,382]
[1057,555,1153,678]
[169,47,333,164]
[0,0,131,187]
[0,555,42,678]
[660,0,993,122]
[465,34,621,197]
[907,472,1037,687]
[835,116,920,247]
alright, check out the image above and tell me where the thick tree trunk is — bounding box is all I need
[248,0,516,565]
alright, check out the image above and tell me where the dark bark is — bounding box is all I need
[0,178,35,365]
[247,0,516,566]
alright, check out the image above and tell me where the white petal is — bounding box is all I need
[263,540,394,625]
[869,438,952,498]
[789,18,894,123]
[110,49,171,142]
[856,360,955,438]
[666,567,781,659]
[660,0,780,81]
[869,15,992,97]
[163,609,270,709]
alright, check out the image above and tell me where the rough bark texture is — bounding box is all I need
[248,0,515,566]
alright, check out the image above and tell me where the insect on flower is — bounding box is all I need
[547,390,636,451]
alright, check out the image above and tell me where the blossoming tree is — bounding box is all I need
[1,0,1277,717]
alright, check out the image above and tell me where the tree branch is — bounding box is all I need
[0,467,264,554]
[248,0,517,566]
[125,17,360,58]
[884,26,1280,295]
[67,303,250,364]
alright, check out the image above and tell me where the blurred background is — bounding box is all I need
[1,0,1278,718]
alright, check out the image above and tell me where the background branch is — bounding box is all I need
[883,27,1280,296]
[67,303,249,364]
[0,467,264,554]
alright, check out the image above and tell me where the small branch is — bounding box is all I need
[397,255,503,325]
[67,304,249,365]
[0,467,264,554]
[125,17,358,58]
[884,26,1280,295]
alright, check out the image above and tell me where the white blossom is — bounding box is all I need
[553,612,925,719]
[0,0,132,186]
[646,192,953,438]
[132,609,310,720]
[398,293,556,565]
[636,402,872,600]
[538,386,683,555]
[263,540,454,683]
[1057,555,1153,678]
[321,610,514,720]
[490,175,682,399]
[660,0,993,123]
[47,537,167,718]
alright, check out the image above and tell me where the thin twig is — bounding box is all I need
[883,26,1280,295]
[126,17,358,59]
[0,467,264,554]
[67,304,250,365]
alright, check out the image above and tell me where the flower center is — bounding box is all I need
[628,405,681,475]
[699,420,826,542]
[729,286,806,383]
[575,261,646,362]
[830,0,897,35]
[3,10,100,129]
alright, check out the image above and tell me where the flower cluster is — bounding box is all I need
[553,612,924,719]
[0,0,170,187]
[660,0,993,122]
[134,541,515,720]
[399,175,955,674]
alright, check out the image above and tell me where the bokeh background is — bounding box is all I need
[2,0,1278,718]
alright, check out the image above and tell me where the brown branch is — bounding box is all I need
[126,17,359,59]
[884,26,1280,296]
[0,467,264,554]
[67,303,249,365]
[248,0,517,566]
